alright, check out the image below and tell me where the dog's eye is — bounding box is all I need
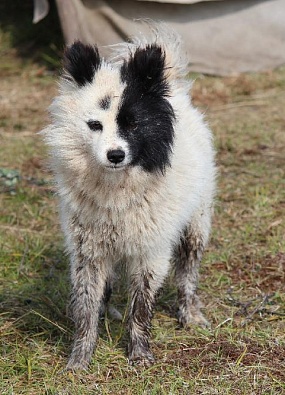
[124,115,137,131]
[117,111,138,131]
[127,120,137,131]
[86,120,103,132]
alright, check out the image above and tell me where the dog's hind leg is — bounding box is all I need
[100,277,123,321]
[174,209,212,328]
[99,279,113,318]
[127,256,170,366]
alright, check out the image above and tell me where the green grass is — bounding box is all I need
[1,3,285,394]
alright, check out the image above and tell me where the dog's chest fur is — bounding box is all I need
[61,169,182,260]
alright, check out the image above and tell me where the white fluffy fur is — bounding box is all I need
[42,24,216,368]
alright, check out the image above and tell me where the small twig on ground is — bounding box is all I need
[241,294,271,326]
[225,290,284,325]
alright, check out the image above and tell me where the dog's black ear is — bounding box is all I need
[63,41,101,87]
[122,44,168,96]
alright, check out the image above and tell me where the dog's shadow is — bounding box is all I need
[0,246,72,355]
[0,245,178,364]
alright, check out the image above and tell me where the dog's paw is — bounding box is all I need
[66,357,89,372]
[177,308,210,329]
[108,305,123,321]
[128,353,155,368]
[128,349,155,367]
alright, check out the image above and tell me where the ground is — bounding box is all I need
[0,2,285,394]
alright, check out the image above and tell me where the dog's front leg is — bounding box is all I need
[66,252,109,371]
[127,257,170,366]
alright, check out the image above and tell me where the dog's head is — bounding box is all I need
[50,41,175,175]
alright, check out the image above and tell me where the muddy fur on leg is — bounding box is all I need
[127,274,155,366]
[174,215,211,328]
[66,219,112,371]
[127,256,171,365]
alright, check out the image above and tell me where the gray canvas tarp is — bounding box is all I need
[35,0,285,75]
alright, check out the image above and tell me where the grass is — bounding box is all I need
[0,2,285,394]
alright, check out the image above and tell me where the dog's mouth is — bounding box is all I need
[105,164,128,171]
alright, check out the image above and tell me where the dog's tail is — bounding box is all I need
[109,21,189,82]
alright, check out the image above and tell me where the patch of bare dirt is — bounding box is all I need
[166,338,285,380]
[233,253,284,293]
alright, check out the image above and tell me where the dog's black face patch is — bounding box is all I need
[63,41,101,87]
[118,45,175,174]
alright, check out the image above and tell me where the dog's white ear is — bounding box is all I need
[122,44,168,96]
[63,41,101,87]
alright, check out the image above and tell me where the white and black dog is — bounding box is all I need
[42,25,216,370]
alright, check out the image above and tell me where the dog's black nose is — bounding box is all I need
[107,149,125,164]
